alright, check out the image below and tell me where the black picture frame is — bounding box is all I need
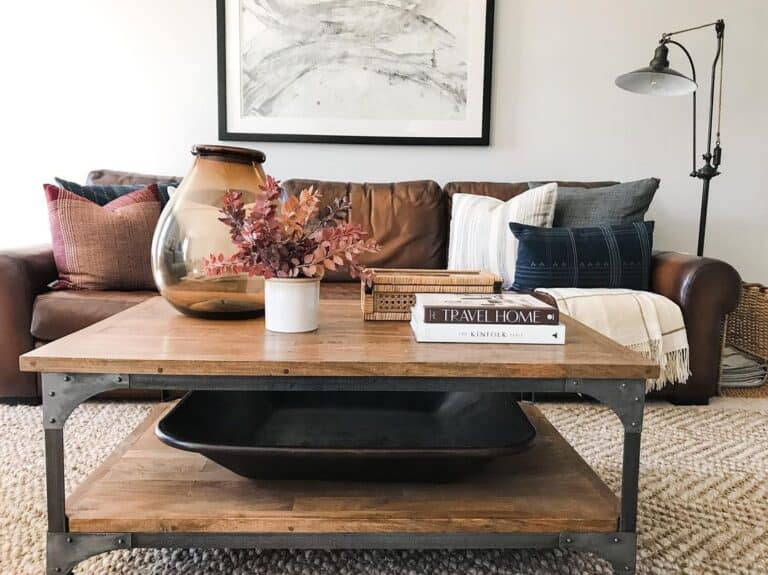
[217,0,494,146]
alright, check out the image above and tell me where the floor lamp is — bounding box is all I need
[615,20,725,256]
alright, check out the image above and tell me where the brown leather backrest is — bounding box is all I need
[443,181,529,200]
[82,172,619,281]
[443,180,619,201]
[86,169,182,186]
[282,179,449,281]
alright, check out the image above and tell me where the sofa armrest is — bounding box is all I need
[0,245,57,401]
[651,251,741,403]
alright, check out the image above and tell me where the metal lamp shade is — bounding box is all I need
[616,66,697,96]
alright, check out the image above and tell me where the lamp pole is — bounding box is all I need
[617,19,725,256]
[667,20,724,256]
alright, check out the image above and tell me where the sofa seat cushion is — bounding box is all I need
[31,290,156,341]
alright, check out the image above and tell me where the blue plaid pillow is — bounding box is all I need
[509,221,654,291]
[55,178,175,209]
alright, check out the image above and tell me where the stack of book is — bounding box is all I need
[410,293,565,344]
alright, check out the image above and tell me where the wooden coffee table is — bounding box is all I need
[20,296,658,575]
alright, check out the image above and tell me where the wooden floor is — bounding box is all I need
[67,403,619,534]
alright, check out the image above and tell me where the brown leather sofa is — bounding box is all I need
[0,173,741,405]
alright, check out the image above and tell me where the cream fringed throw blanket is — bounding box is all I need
[537,288,690,391]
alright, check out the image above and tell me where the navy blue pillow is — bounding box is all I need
[509,221,654,291]
[55,177,175,209]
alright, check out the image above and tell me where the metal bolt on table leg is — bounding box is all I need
[43,373,130,429]
[559,533,637,575]
[564,379,645,433]
[48,533,131,575]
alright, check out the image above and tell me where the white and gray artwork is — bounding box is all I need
[239,0,469,121]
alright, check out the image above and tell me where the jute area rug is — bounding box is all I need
[720,385,768,399]
[1,401,766,575]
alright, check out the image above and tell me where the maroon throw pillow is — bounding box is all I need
[44,183,160,290]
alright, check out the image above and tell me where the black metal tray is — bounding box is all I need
[156,390,536,481]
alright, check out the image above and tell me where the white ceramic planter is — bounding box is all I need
[264,277,321,333]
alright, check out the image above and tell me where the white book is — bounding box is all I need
[410,318,566,344]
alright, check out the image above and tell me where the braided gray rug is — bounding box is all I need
[1,401,766,574]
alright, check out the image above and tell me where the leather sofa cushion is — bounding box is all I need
[86,169,182,186]
[444,181,619,201]
[31,290,156,341]
[282,180,448,280]
[444,182,529,200]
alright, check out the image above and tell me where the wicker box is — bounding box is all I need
[726,282,768,361]
[361,269,502,321]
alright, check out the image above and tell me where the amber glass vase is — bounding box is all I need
[151,145,267,318]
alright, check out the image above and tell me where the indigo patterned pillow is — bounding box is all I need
[55,177,173,209]
[509,221,654,291]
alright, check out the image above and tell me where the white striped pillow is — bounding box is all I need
[447,183,558,288]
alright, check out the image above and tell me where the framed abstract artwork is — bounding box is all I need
[217,0,495,145]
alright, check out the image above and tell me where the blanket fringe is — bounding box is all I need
[627,341,691,392]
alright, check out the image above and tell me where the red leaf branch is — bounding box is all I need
[203,178,380,280]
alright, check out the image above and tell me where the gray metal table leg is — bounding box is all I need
[44,429,67,533]
[620,432,642,533]
[560,378,645,573]
[42,373,130,574]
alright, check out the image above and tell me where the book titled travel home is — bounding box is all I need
[413,293,559,325]
[410,319,566,344]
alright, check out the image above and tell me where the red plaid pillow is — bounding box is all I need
[44,183,160,290]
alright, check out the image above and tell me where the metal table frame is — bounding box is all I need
[42,373,645,574]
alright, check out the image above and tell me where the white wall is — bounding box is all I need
[1,0,766,282]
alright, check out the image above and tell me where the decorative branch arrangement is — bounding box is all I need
[203,176,380,280]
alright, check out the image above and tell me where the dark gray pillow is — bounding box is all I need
[528,178,659,227]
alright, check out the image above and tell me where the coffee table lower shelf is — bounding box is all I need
[67,404,619,535]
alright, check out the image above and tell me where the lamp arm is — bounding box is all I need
[660,18,725,174]
[705,24,724,162]
[663,39,697,175]
[661,21,721,39]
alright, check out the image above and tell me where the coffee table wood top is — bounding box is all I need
[20,296,658,380]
